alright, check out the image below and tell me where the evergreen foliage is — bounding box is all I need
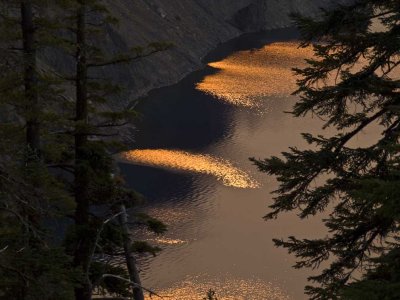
[252,1,400,299]
[0,1,77,298]
[0,1,169,299]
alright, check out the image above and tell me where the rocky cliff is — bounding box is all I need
[66,0,347,109]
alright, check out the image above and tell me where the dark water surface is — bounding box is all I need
[118,28,347,299]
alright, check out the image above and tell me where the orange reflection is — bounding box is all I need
[196,42,314,108]
[197,42,400,108]
[145,277,290,300]
[148,237,188,246]
[121,149,259,189]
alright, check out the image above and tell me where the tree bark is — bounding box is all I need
[21,0,40,154]
[73,2,92,300]
[118,204,145,300]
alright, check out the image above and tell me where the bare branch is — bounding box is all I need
[100,274,170,298]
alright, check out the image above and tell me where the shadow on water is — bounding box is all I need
[131,27,299,151]
[132,71,232,151]
[119,164,199,202]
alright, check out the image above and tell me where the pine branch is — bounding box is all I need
[47,164,75,174]
[334,107,389,153]
[87,48,164,68]
[94,122,129,128]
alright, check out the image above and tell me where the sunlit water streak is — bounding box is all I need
[121,149,259,189]
[197,41,400,109]
[196,42,314,108]
[148,237,188,245]
[145,276,290,300]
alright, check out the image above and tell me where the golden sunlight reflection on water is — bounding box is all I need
[197,41,400,109]
[196,42,314,108]
[121,149,259,189]
[145,276,290,300]
[148,237,188,246]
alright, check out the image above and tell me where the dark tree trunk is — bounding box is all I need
[21,0,40,154]
[73,2,92,300]
[118,205,145,300]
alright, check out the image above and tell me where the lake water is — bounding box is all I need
[119,28,376,299]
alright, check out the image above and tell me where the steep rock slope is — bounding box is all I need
[75,0,347,108]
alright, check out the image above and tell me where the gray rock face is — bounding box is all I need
[233,0,343,31]
[76,0,346,108]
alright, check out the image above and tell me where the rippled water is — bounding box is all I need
[120,28,381,299]
[196,42,314,108]
[121,149,259,188]
[144,276,290,300]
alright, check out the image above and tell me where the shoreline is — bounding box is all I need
[128,27,299,110]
